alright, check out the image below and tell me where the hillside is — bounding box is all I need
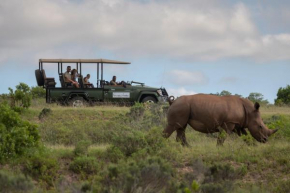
[1,101,290,193]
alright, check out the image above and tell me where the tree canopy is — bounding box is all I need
[275,85,290,105]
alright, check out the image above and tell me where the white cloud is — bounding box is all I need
[165,70,208,86]
[167,87,197,97]
[0,0,290,63]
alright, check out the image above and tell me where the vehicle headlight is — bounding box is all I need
[157,89,163,96]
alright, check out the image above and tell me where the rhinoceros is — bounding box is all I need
[163,94,277,145]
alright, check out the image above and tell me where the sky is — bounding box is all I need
[1,0,290,103]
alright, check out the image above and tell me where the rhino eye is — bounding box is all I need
[259,125,262,129]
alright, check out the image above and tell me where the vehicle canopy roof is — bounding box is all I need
[39,58,130,64]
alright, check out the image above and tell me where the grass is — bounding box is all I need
[1,101,290,192]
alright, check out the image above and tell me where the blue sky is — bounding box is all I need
[0,0,290,103]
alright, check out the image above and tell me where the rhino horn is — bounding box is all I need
[268,129,278,136]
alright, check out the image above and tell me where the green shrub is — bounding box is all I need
[104,146,125,163]
[74,140,91,157]
[9,82,32,109]
[240,134,257,146]
[266,115,290,140]
[145,127,167,153]
[94,156,177,192]
[127,102,145,120]
[0,170,34,192]
[111,128,147,156]
[69,156,99,175]
[0,103,40,161]
[31,86,46,99]
[38,108,52,120]
[23,151,59,186]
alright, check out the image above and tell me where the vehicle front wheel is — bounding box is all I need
[69,97,87,107]
[141,96,157,103]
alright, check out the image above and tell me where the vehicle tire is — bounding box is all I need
[141,96,157,103]
[69,97,87,107]
[35,69,44,86]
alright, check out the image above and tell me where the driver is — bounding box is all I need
[110,75,126,87]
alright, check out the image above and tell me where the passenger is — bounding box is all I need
[110,75,117,85]
[71,69,79,82]
[84,74,94,88]
[64,66,79,88]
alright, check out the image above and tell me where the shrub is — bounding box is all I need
[0,103,40,161]
[69,156,99,175]
[111,128,147,156]
[266,115,290,140]
[38,108,52,120]
[240,134,257,146]
[0,170,34,192]
[9,82,32,109]
[23,151,59,186]
[94,156,178,192]
[127,102,145,120]
[104,146,125,163]
[74,140,91,157]
[31,86,46,98]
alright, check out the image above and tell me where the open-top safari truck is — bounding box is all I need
[35,59,168,106]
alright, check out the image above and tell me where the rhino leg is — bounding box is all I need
[176,125,189,146]
[217,123,236,146]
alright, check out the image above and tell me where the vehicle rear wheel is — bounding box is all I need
[35,69,44,86]
[142,96,157,103]
[69,97,87,107]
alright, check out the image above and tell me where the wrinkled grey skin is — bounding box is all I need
[163,94,277,145]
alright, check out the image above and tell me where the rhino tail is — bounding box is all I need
[168,96,175,106]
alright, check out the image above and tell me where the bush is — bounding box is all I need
[69,156,99,175]
[74,140,91,157]
[104,146,125,163]
[127,102,145,120]
[23,151,59,186]
[266,115,290,140]
[94,156,178,192]
[9,82,32,109]
[38,108,52,120]
[31,86,46,99]
[0,170,34,192]
[0,103,40,161]
[111,128,147,156]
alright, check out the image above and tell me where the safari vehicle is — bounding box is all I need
[35,59,168,106]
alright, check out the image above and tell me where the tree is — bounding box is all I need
[275,85,290,105]
[219,90,232,96]
[9,83,32,109]
[247,92,269,105]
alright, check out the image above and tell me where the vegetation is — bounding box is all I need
[247,92,269,105]
[275,85,290,105]
[1,89,290,192]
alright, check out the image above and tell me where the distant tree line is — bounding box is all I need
[210,90,269,105]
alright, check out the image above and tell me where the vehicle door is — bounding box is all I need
[103,85,136,102]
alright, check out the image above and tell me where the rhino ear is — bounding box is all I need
[254,102,260,111]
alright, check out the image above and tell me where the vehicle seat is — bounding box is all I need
[42,69,56,88]
[78,75,85,88]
